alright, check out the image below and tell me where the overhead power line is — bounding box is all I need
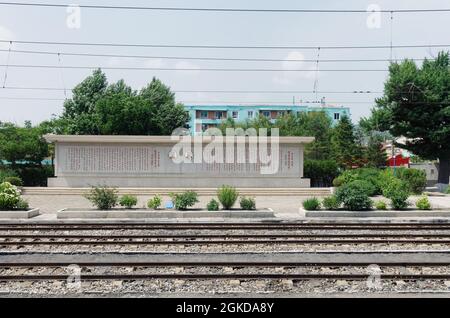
[1,39,449,50]
[0,2,449,13]
[0,64,389,72]
[0,86,384,94]
[0,48,432,63]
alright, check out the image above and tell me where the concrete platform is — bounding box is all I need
[57,208,275,219]
[0,208,40,219]
[304,209,450,218]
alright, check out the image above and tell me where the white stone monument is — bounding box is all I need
[44,135,314,188]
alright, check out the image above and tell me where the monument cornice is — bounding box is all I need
[43,134,315,144]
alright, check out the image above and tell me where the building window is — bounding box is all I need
[262,111,271,118]
[232,111,239,119]
[248,111,254,118]
[200,111,208,119]
[334,113,340,120]
[215,111,223,119]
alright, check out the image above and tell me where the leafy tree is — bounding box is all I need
[62,69,107,134]
[276,111,333,160]
[371,51,450,186]
[365,135,387,168]
[139,78,189,135]
[0,122,48,167]
[331,116,359,168]
[60,71,189,135]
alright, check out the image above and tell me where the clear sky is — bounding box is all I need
[0,0,449,125]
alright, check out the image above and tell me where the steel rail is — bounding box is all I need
[1,239,450,245]
[2,261,450,267]
[1,273,450,281]
[2,233,450,239]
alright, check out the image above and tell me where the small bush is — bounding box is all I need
[0,182,21,210]
[375,201,387,210]
[304,160,340,187]
[383,178,410,210]
[416,196,431,210]
[170,191,199,210]
[349,180,377,197]
[0,169,17,183]
[445,186,450,194]
[147,195,162,210]
[381,168,427,194]
[334,168,383,195]
[332,177,344,187]
[207,199,219,211]
[322,195,340,210]
[335,181,373,211]
[240,197,256,210]
[217,185,239,209]
[3,176,23,187]
[303,198,321,211]
[15,198,29,211]
[119,195,138,209]
[84,186,118,210]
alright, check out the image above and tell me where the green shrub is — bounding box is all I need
[217,185,239,209]
[446,186,450,194]
[416,196,431,210]
[375,201,387,210]
[207,199,219,211]
[382,168,427,194]
[335,168,383,195]
[304,160,340,187]
[84,186,118,210]
[170,191,199,210]
[147,195,162,210]
[349,179,377,197]
[14,165,54,187]
[119,195,138,209]
[303,198,321,211]
[383,178,410,210]
[0,182,21,210]
[3,176,23,187]
[240,197,256,210]
[332,177,344,187]
[0,169,18,183]
[335,181,373,211]
[15,198,29,211]
[322,195,340,210]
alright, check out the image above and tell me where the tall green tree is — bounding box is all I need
[0,122,48,167]
[371,51,450,186]
[276,111,333,160]
[60,71,189,135]
[62,69,107,134]
[140,78,189,135]
[331,116,359,168]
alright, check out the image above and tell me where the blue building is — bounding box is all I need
[184,104,351,135]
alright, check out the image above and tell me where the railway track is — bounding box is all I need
[1,261,450,281]
[1,222,450,231]
[1,222,449,246]
[1,238,450,245]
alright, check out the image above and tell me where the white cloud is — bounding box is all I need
[174,61,201,76]
[0,25,15,49]
[273,51,318,85]
[144,58,164,68]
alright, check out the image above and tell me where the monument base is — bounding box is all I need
[48,176,311,188]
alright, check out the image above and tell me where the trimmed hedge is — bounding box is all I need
[304,160,340,187]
